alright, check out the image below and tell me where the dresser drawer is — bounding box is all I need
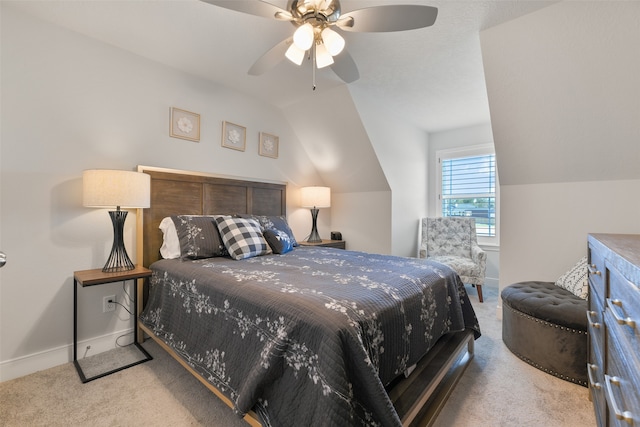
[588,290,605,355]
[588,361,607,425]
[589,242,606,301]
[605,328,640,426]
[606,265,640,367]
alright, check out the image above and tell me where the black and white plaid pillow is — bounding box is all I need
[215,217,271,260]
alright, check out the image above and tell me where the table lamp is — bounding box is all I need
[300,186,331,243]
[83,169,150,272]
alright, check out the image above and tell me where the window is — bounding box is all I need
[437,145,498,240]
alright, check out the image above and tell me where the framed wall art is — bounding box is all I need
[221,121,246,151]
[170,107,200,142]
[259,132,279,159]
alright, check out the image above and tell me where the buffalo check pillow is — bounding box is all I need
[215,217,271,260]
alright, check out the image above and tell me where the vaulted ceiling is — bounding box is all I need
[8,0,556,133]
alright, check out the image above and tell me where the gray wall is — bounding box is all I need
[0,5,323,380]
[480,1,640,309]
[0,3,432,381]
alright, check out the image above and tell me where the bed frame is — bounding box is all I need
[135,165,474,427]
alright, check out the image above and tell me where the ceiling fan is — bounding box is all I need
[202,0,438,88]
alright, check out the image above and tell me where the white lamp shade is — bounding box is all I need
[293,23,314,51]
[301,186,331,208]
[285,43,306,65]
[315,43,334,69]
[83,169,150,209]
[321,27,345,56]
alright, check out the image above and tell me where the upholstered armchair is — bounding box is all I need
[418,217,487,302]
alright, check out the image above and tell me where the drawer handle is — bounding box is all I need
[588,264,601,276]
[587,363,601,390]
[586,310,601,329]
[604,374,635,424]
[608,299,637,329]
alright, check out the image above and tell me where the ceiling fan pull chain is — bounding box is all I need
[312,43,317,91]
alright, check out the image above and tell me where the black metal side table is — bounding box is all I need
[73,265,152,383]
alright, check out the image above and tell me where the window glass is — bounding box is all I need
[438,149,497,239]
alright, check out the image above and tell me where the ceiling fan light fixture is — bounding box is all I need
[321,27,345,56]
[293,23,314,50]
[285,43,306,65]
[315,43,334,68]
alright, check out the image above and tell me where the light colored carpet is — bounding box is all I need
[0,285,595,426]
[432,285,595,427]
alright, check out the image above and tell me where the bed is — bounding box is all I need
[135,166,481,427]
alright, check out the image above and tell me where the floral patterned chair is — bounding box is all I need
[418,217,487,302]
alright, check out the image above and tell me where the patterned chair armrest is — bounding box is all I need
[471,242,487,265]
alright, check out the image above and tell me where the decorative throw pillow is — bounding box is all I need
[215,217,271,260]
[237,214,298,247]
[555,256,588,299]
[171,215,229,260]
[263,228,294,254]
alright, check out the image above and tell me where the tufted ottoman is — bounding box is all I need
[501,281,587,386]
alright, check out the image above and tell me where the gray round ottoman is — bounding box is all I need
[501,281,587,386]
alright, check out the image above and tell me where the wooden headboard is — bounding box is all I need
[135,166,287,268]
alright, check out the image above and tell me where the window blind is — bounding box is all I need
[441,154,496,237]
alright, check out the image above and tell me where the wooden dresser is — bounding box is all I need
[587,234,640,426]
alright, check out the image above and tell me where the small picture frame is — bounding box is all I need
[259,132,279,159]
[170,107,200,142]
[221,121,246,151]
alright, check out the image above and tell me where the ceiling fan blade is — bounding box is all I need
[200,0,292,20]
[248,37,293,76]
[331,49,359,83]
[337,5,438,32]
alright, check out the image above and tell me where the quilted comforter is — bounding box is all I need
[139,247,480,427]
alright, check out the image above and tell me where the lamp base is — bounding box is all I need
[103,210,135,273]
[306,207,322,243]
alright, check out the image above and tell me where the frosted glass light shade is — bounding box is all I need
[83,170,150,209]
[321,28,345,56]
[301,186,331,208]
[285,43,306,65]
[315,43,334,68]
[293,23,314,50]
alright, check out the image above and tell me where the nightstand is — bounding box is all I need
[299,239,346,249]
[73,265,153,383]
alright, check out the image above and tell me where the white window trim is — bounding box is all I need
[436,143,500,246]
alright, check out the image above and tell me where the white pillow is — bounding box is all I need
[159,217,180,259]
[555,256,588,299]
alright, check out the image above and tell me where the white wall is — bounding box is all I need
[282,85,393,254]
[331,191,392,254]
[480,1,640,303]
[0,5,323,381]
[501,180,640,285]
[349,86,429,257]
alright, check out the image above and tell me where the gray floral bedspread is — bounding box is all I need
[140,247,480,427]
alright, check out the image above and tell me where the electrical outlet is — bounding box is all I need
[103,295,116,313]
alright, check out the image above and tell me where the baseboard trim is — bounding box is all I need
[0,328,134,382]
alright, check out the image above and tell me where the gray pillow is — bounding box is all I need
[171,215,228,260]
[237,214,298,247]
[263,228,294,254]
